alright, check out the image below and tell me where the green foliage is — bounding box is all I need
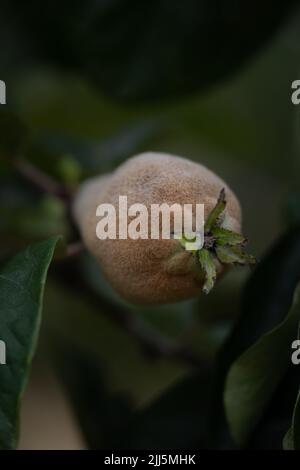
[29,121,162,178]
[0,237,59,449]
[215,245,255,265]
[204,189,226,233]
[210,225,300,448]
[0,197,68,241]
[224,285,300,446]
[182,189,255,294]
[284,391,300,450]
[198,249,216,294]
[283,325,300,450]
[11,0,298,101]
[219,225,300,366]
[211,227,246,247]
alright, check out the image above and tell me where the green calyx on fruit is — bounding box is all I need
[177,189,256,294]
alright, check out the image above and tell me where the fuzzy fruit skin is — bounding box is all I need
[73,152,241,304]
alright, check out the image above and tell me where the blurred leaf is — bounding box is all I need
[283,191,300,229]
[31,120,162,176]
[283,324,300,450]
[283,391,300,450]
[220,225,300,364]
[123,369,213,449]
[224,284,300,446]
[0,179,37,210]
[283,427,294,450]
[246,362,300,449]
[14,1,298,101]
[0,196,68,241]
[54,341,133,449]
[210,224,300,448]
[57,154,82,186]
[0,237,59,449]
[0,107,27,164]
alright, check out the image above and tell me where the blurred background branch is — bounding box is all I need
[15,157,71,202]
[54,259,209,370]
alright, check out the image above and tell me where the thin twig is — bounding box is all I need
[53,261,209,370]
[105,301,204,367]
[15,157,71,202]
[66,241,86,258]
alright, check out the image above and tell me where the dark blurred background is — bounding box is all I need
[1,1,300,449]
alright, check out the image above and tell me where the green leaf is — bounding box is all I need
[15,1,298,101]
[198,249,216,294]
[204,188,226,233]
[220,225,300,358]
[283,390,300,450]
[210,225,300,448]
[0,237,59,449]
[212,227,247,247]
[291,400,300,448]
[216,245,256,265]
[224,284,300,446]
[283,427,294,450]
